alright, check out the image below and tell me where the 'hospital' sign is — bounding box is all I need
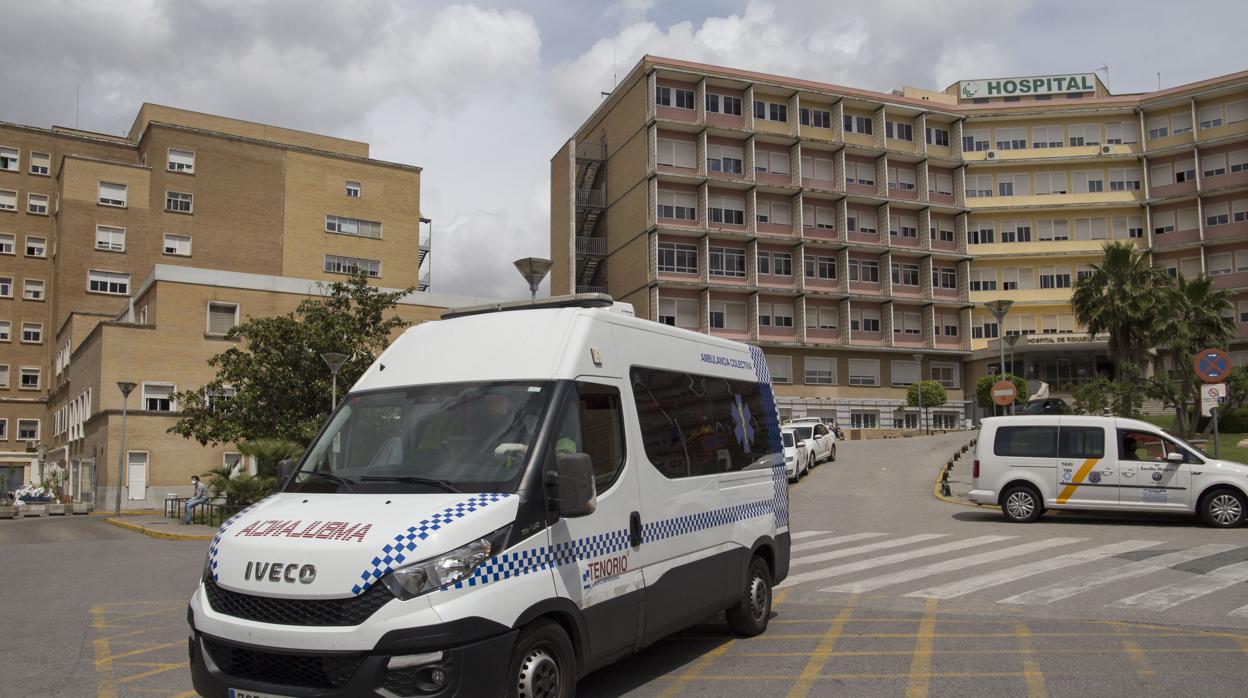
[960,74,1096,98]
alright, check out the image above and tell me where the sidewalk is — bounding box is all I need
[104,514,216,541]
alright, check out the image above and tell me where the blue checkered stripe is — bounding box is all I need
[208,496,274,583]
[642,497,773,543]
[351,492,511,595]
[448,528,632,591]
[748,344,789,528]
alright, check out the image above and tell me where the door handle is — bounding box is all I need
[630,511,642,548]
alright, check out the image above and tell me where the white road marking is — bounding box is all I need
[778,535,1012,589]
[790,530,831,541]
[907,540,1162,600]
[999,544,1240,606]
[791,532,887,552]
[820,537,1084,594]
[788,534,950,570]
[1111,559,1248,612]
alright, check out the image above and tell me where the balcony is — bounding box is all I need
[576,188,605,208]
[1207,220,1248,242]
[575,236,607,256]
[576,142,606,161]
[1212,271,1248,291]
[1151,228,1201,248]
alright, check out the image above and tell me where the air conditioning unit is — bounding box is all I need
[1100,144,1113,155]
[25,440,37,453]
[985,150,999,160]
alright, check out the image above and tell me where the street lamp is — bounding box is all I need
[513,257,553,300]
[113,381,136,517]
[984,300,1014,416]
[321,352,349,410]
[1003,334,1023,416]
[912,353,927,435]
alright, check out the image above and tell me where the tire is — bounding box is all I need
[829,445,837,462]
[1201,488,1248,528]
[806,457,814,476]
[505,620,576,698]
[726,556,772,637]
[1000,485,1042,523]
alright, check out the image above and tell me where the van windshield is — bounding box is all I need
[288,381,554,494]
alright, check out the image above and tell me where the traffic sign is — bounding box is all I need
[1194,348,1232,384]
[1202,382,1228,417]
[991,380,1018,407]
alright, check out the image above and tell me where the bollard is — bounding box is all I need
[941,481,951,497]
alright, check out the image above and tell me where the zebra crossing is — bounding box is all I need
[781,529,1248,621]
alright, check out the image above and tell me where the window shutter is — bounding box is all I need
[208,304,237,335]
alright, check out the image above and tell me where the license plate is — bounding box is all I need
[229,689,294,698]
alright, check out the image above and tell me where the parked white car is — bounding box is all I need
[789,422,836,464]
[782,428,813,482]
[971,415,1248,527]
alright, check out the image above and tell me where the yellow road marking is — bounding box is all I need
[91,606,118,698]
[103,641,185,663]
[772,588,789,607]
[1015,622,1048,698]
[732,647,1248,657]
[1056,458,1099,504]
[116,662,187,684]
[905,598,939,698]
[1112,621,1156,686]
[656,639,735,698]
[786,595,858,698]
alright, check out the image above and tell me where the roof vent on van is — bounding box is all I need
[442,293,622,320]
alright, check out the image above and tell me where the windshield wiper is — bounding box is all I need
[359,476,460,493]
[304,471,356,492]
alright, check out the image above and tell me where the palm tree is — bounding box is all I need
[1151,275,1235,436]
[1071,242,1171,374]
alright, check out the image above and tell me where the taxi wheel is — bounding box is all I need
[726,556,772,637]
[829,445,837,462]
[506,620,576,698]
[1201,488,1247,528]
[1001,485,1042,523]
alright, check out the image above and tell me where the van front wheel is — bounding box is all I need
[726,556,772,637]
[1201,488,1247,528]
[506,620,576,698]
[1001,486,1042,523]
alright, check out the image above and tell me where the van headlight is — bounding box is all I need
[381,525,511,600]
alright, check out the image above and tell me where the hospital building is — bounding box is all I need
[550,56,1248,430]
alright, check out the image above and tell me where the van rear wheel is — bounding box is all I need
[726,556,772,637]
[506,620,576,698]
[1001,485,1042,523]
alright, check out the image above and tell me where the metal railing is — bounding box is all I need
[576,285,608,294]
[576,236,607,255]
[576,188,606,208]
[167,498,247,528]
[576,142,606,161]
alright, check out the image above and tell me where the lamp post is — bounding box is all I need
[912,353,926,435]
[113,381,136,517]
[321,352,349,410]
[984,300,1014,416]
[1003,334,1023,414]
[513,257,553,300]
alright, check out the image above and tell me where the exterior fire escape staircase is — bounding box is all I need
[575,142,608,294]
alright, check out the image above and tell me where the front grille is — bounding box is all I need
[204,578,394,626]
[204,637,365,689]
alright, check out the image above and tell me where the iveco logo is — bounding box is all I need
[244,561,317,584]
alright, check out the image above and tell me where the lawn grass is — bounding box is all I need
[1135,413,1248,463]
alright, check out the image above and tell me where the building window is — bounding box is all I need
[1039,266,1072,289]
[1199,105,1224,129]
[849,411,878,429]
[98,182,128,207]
[657,139,696,169]
[994,128,1026,150]
[800,108,831,128]
[886,121,914,141]
[25,236,46,257]
[0,418,6,438]
[0,321,8,340]
[0,190,15,211]
[23,279,44,301]
[757,201,791,226]
[21,323,42,344]
[887,168,916,192]
[163,233,191,256]
[1147,118,1169,140]
[1202,154,1227,178]
[758,302,794,328]
[345,181,361,198]
[325,214,383,239]
[940,314,959,336]
[966,175,993,198]
[1108,168,1142,191]
[706,144,744,174]
[165,191,193,213]
[755,150,790,176]
[709,300,747,330]
[891,262,920,286]
[87,270,130,295]
[656,86,694,109]
[997,174,1029,197]
[939,267,957,289]
[207,302,240,336]
[708,246,746,277]
[1031,125,1064,148]
[848,359,879,386]
[657,297,698,329]
[754,101,788,123]
[0,276,10,298]
[970,269,997,291]
[925,127,950,147]
[849,161,876,186]
[29,151,50,176]
[657,191,697,220]
[26,193,48,215]
[0,146,18,172]
[849,209,877,234]
[706,94,742,116]
[1206,203,1230,227]
[95,225,126,252]
[801,156,836,183]
[0,233,12,255]
[1229,150,1247,173]
[1034,172,1067,195]
[843,114,873,135]
[805,357,836,385]
[324,254,381,277]
[17,419,39,440]
[20,366,40,390]
[764,355,793,384]
[1175,160,1197,183]
[850,308,881,333]
[804,255,836,280]
[141,382,175,411]
[167,149,196,173]
[657,242,698,273]
[708,195,745,225]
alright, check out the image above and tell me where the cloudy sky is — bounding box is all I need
[3,0,1246,299]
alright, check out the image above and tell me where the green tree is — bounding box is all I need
[975,373,1028,410]
[1069,363,1145,418]
[202,465,274,507]
[170,273,411,446]
[906,380,948,410]
[238,438,305,478]
[1070,376,1111,415]
[1201,366,1248,437]
[1071,241,1170,374]
[1150,275,1235,437]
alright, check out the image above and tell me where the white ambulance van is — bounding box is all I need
[189,295,791,698]
[970,415,1248,527]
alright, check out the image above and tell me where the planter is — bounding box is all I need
[47,503,68,516]
[24,504,47,517]
[72,503,93,515]
[0,506,18,519]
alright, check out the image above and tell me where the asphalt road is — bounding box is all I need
[4,432,1248,697]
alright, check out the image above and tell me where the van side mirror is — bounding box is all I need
[546,452,597,518]
[1166,452,1185,463]
[277,458,298,486]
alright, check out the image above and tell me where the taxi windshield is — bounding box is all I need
[793,426,813,440]
[289,381,554,494]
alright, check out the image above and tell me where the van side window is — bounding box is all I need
[1118,429,1202,464]
[551,383,627,492]
[1058,427,1105,459]
[630,366,771,479]
[994,426,1058,458]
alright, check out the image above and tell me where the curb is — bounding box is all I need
[104,517,214,542]
[932,442,982,509]
[90,509,163,517]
